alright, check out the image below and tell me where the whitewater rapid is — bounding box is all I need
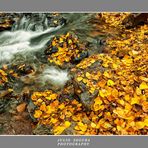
[0,26,61,63]
[0,14,70,88]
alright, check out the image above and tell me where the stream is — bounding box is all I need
[0,13,103,93]
[0,13,107,134]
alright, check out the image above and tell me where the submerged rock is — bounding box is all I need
[0,19,13,31]
[16,64,35,76]
[47,14,67,27]
[72,50,88,64]
[44,46,58,55]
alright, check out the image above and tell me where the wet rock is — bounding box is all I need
[61,122,76,135]
[27,100,37,122]
[33,124,52,135]
[59,17,67,25]
[17,64,34,76]
[44,46,58,55]
[20,87,31,103]
[0,19,14,31]
[97,38,106,46]
[72,50,88,64]
[122,13,148,29]
[47,15,67,27]
[80,92,94,110]
[0,99,9,113]
[72,55,106,110]
[0,13,19,31]
[60,83,75,102]
[44,32,89,67]
[0,90,13,98]
[0,123,4,134]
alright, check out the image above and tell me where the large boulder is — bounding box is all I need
[44,32,89,68]
[0,13,19,31]
[122,13,148,29]
[71,54,107,110]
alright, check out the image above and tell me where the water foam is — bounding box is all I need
[0,26,61,63]
[41,66,70,87]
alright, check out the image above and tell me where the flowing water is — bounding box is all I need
[0,13,100,92]
[0,13,107,134]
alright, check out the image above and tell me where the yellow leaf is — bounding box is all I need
[85,72,91,79]
[71,100,79,105]
[94,97,103,105]
[111,88,118,98]
[139,82,148,90]
[68,39,72,44]
[99,89,106,97]
[93,104,104,111]
[8,88,13,92]
[2,76,8,82]
[58,103,65,110]
[131,96,140,105]
[34,110,42,118]
[40,104,47,112]
[77,122,87,132]
[50,118,58,124]
[93,104,100,111]
[52,41,56,46]
[77,76,83,82]
[117,125,123,131]
[46,97,52,100]
[66,32,70,37]
[122,56,133,66]
[113,107,128,119]
[107,79,115,86]
[82,78,87,84]
[59,38,64,43]
[37,99,43,103]
[135,122,145,129]
[89,87,95,94]
[0,70,7,76]
[97,79,106,88]
[112,63,118,69]
[102,62,109,68]
[46,106,55,114]
[125,103,132,111]
[72,116,78,121]
[124,95,130,101]
[142,102,148,112]
[64,121,71,128]
[54,126,65,135]
[103,71,111,78]
[74,125,80,130]
[144,119,148,126]
[139,76,148,82]
[60,114,65,120]
[103,122,112,129]
[118,99,125,106]
[91,122,96,128]
[136,87,141,95]
[49,94,57,100]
